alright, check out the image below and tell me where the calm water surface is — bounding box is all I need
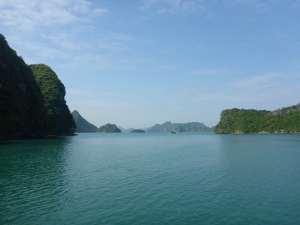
[0,133,300,225]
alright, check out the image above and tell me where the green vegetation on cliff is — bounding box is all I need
[98,123,121,133]
[214,104,300,134]
[72,110,97,132]
[30,64,75,135]
[0,33,75,139]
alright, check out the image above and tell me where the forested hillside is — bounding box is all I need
[214,104,300,134]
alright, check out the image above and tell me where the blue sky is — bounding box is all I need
[1,0,300,128]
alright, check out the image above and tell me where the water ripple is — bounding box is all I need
[1,134,300,224]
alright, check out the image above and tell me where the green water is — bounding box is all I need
[0,133,300,225]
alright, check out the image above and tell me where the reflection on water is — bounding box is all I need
[1,133,300,225]
[0,137,72,224]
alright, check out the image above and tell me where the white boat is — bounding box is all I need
[171,130,176,134]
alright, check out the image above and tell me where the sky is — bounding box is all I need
[1,0,300,128]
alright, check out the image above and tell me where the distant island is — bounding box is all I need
[131,129,145,133]
[0,33,75,139]
[147,121,210,132]
[72,110,97,133]
[72,111,124,133]
[98,123,121,133]
[214,103,300,134]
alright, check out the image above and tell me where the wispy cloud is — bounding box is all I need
[229,0,269,8]
[7,30,144,71]
[141,0,295,16]
[41,33,82,50]
[0,0,108,30]
[39,29,133,52]
[66,52,148,71]
[225,71,300,108]
[0,0,145,70]
[177,70,300,114]
[142,0,181,9]
[225,0,300,14]
[95,32,133,52]
[140,0,213,16]
[5,34,71,62]
[191,68,237,77]
[230,72,291,90]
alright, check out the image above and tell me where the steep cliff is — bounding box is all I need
[72,110,97,132]
[0,34,45,139]
[214,104,300,134]
[30,64,75,136]
[0,33,75,139]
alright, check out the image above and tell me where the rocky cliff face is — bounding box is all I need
[30,64,75,136]
[0,33,75,139]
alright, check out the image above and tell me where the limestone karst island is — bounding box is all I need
[1,32,300,140]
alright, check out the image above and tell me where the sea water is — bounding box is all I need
[0,133,300,225]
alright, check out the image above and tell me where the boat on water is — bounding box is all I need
[171,130,176,134]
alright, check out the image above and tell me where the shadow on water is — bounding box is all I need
[0,136,74,225]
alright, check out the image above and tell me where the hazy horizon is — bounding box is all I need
[1,0,300,128]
